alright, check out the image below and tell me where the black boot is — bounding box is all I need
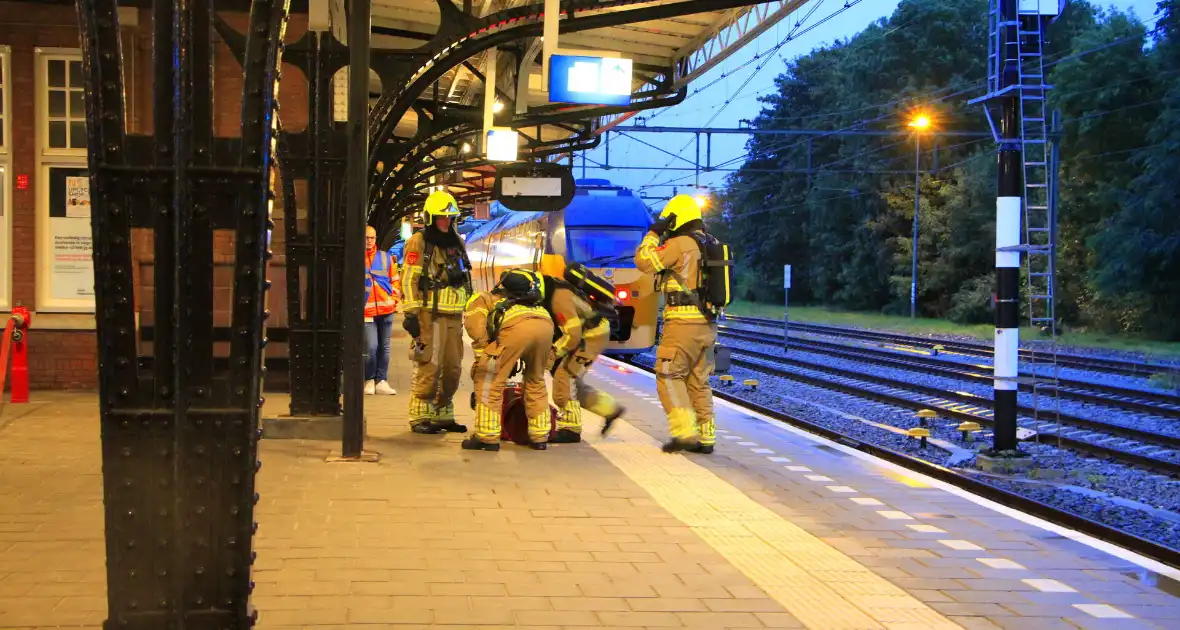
[687,443,714,455]
[550,429,581,444]
[461,436,500,451]
[529,441,548,451]
[600,406,625,437]
[434,420,468,433]
[662,438,699,453]
[411,422,442,435]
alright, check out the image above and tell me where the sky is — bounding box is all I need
[576,0,1163,208]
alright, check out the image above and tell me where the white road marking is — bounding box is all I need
[1023,579,1076,593]
[1073,604,1132,619]
[977,558,1024,570]
[938,540,983,551]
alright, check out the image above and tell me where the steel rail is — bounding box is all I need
[718,326,1180,418]
[728,316,1180,378]
[619,359,1180,572]
[725,350,1180,478]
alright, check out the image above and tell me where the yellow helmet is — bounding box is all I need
[659,194,703,231]
[424,190,460,219]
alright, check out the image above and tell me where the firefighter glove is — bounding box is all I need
[402,313,421,338]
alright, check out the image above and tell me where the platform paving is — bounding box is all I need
[0,327,1178,629]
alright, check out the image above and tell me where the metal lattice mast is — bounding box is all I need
[970,0,1063,452]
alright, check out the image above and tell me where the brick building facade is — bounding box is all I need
[0,2,310,390]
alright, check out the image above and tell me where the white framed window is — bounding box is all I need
[38,51,87,154]
[0,46,11,311]
[36,48,94,313]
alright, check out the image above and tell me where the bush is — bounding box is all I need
[947,275,994,324]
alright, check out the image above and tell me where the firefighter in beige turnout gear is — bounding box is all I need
[540,259,625,443]
[634,194,718,453]
[400,190,471,434]
[462,270,555,452]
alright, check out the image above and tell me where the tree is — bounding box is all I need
[1088,0,1180,339]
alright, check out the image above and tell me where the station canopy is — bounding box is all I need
[341,0,805,205]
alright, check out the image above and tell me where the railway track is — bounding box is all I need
[617,357,1180,572]
[718,325,1180,418]
[727,315,1180,378]
[724,347,1180,478]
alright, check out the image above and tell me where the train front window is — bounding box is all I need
[567,228,645,267]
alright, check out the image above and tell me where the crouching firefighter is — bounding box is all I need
[400,190,472,434]
[539,257,626,443]
[634,194,733,453]
[464,269,555,451]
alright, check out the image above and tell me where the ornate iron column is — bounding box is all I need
[76,0,287,626]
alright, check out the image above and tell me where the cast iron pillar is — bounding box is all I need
[76,0,287,626]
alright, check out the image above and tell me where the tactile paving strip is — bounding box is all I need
[591,419,962,630]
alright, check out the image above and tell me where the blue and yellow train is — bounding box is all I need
[464,179,657,357]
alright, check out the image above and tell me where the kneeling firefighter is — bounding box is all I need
[400,190,472,434]
[463,269,555,451]
[634,194,733,453]
[539,257,626,443]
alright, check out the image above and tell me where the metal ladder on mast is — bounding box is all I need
[1017,6,1062,443]
[972,0,1062,443]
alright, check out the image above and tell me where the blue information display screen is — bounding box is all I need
[548,54,633,106]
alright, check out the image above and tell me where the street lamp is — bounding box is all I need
[907,113,932,318]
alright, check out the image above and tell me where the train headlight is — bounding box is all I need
[616,289,628,300]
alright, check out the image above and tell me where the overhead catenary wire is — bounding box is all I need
[629,18,1168,195]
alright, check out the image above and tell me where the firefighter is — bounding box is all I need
[462,289,497,401]
[539,258,625,443]
[400,190,472,434]
[634,194,717,454]
[464,269,555,452]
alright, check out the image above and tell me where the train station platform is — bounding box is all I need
[2,329,1180,629]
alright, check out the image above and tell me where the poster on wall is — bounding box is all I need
[47,166,95,302]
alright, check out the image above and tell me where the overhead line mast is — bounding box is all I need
[970,0,1064,456]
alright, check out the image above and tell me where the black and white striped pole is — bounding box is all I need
[993,0,1021,453]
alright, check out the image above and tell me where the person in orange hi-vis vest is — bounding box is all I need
[365,225,399,395]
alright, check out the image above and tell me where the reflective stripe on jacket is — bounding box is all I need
[365,249,399,317]
[634,232,709,323]
[400,232,469,315]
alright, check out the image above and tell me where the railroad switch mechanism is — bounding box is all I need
[907,427,931,449]
[958,421,982,442]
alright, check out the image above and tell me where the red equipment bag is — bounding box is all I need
[500,383,558,445]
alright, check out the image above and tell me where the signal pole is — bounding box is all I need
[992,0,1022,452]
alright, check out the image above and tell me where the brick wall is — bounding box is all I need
[0,3,309,390]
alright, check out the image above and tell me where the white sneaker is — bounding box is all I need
[375,380,397,395]
[364,380,376,395]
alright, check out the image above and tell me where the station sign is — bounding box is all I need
[548,54,633,106]
[492,162,575,212]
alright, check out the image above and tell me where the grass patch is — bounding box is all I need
[726,300,1180,360]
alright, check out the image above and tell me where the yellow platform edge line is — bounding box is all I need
[589,418,963,630]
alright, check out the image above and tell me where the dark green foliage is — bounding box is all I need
[723,0,1180,339]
